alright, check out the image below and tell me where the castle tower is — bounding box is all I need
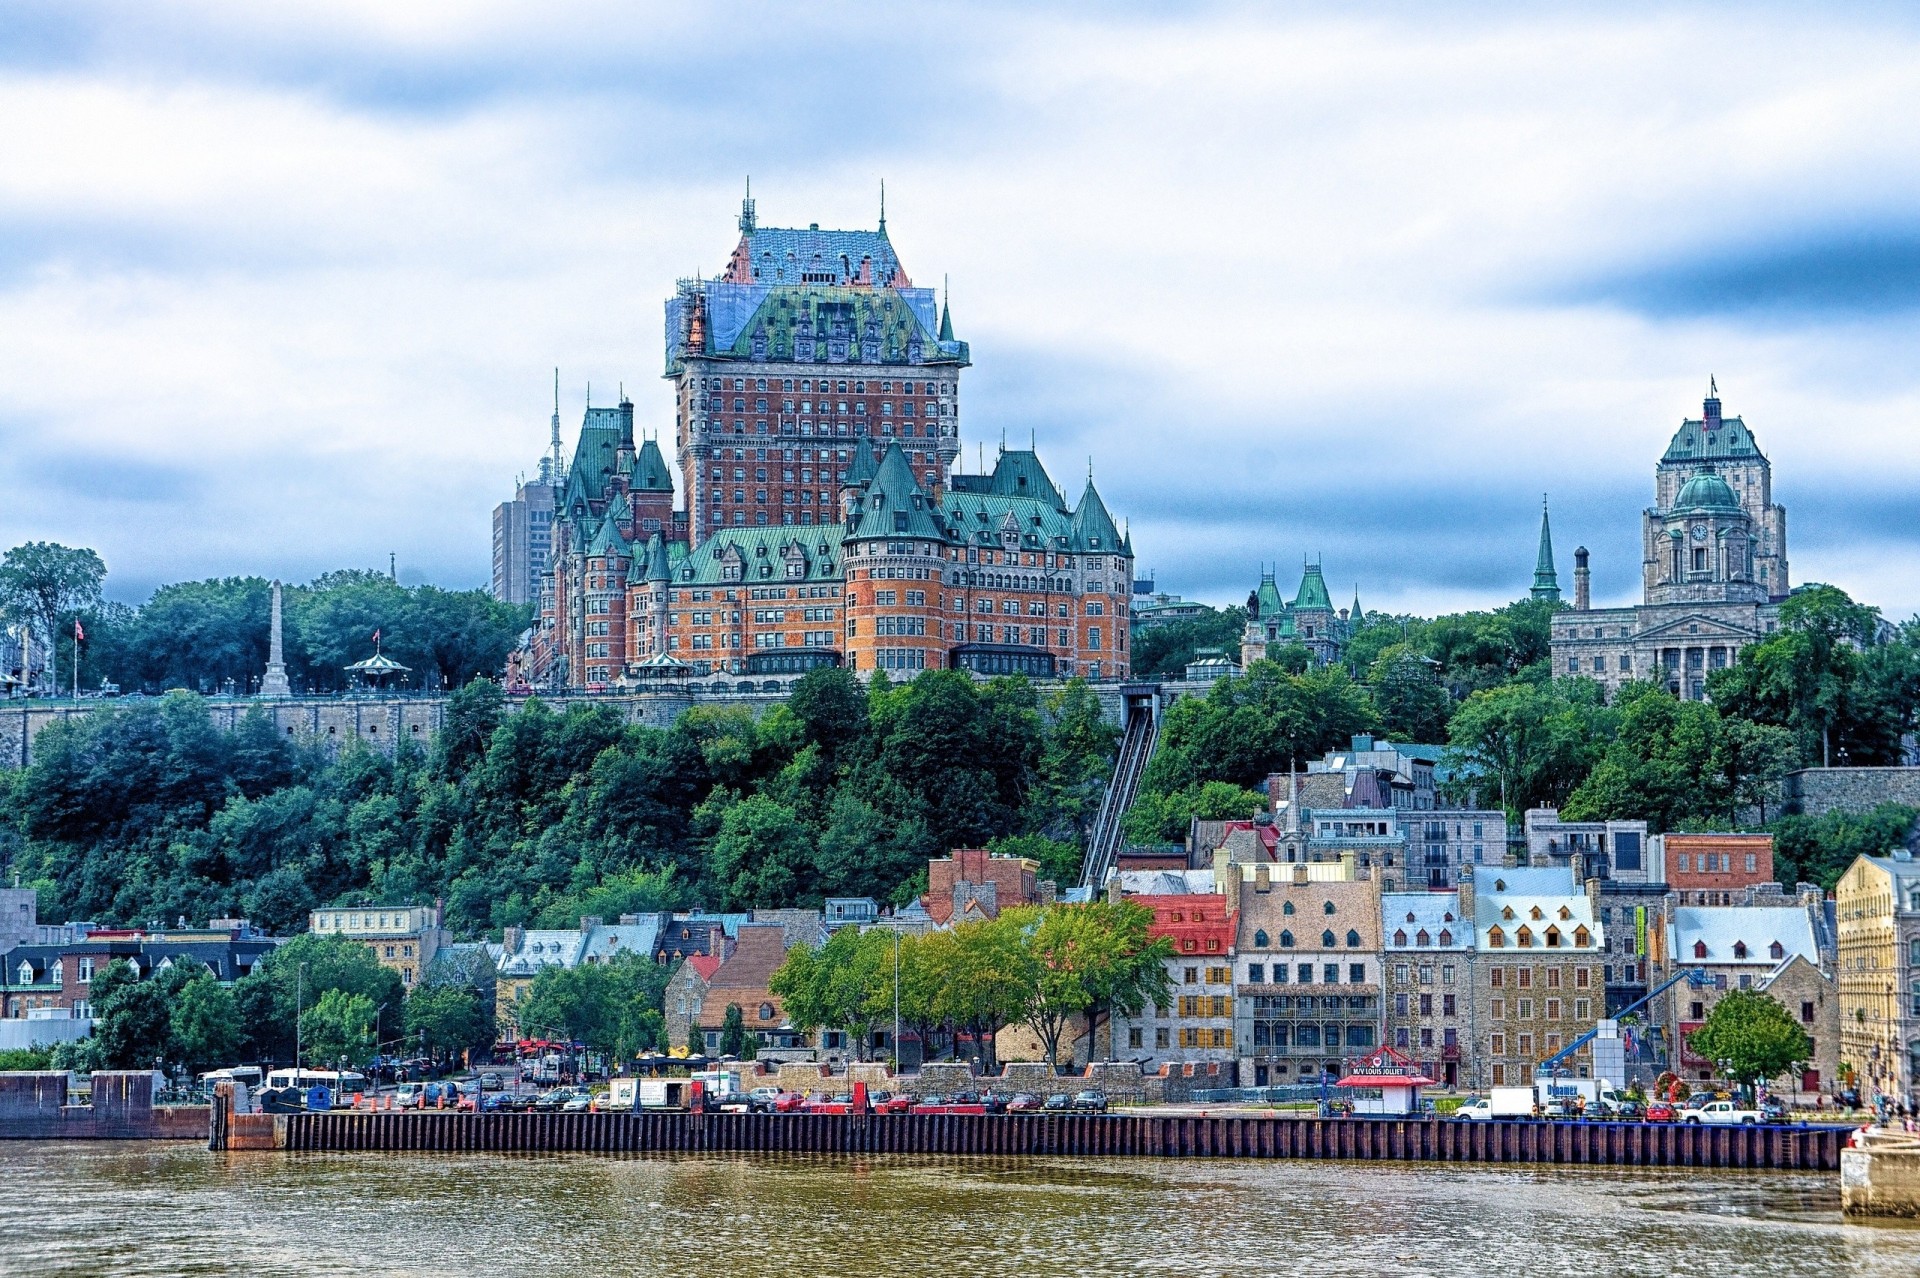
[1646,381,1788,601]
[1531,498,1561,603]
[664,190,968,547]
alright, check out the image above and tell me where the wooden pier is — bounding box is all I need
[244,1109,1850,1170]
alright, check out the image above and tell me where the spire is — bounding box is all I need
[938,275,954,342]
[878,179,886,234]
[1351,585,1363,624]
[1531,495,1561,602]
[739,177,756,235]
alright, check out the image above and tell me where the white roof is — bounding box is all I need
[1470,866,1602,951]
[1382,892,1471,951]
[497,930,587,977]
[1671,906,1818,967]
[1118,869,1216,896]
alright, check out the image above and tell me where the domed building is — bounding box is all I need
[1548,383,1788,701]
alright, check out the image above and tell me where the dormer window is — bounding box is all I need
[1516,927,1534,948]
[1573,926,1591,947]
[1769,941,1785,960]
[1321,930,1336,947]
[1732,941,1748,960]
[1438,929,1452,946]
[1416,930,1430,946]
[1693,940,1708,959]
[1487,927,1505,948]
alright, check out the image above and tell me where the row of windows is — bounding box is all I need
[874,648,926,670]
[1391,1027,1458,1050]
[1391,963,1458,984]
[1249,1024,1378,1049]
[1246,963,1372,985]
[1487,997,1592,1020]
[1249,928,1366,949]
[1392,993,1458,1017]
[1487,966,1593,989]
[1245,995,1377,1012]
[696,376,953,395]
[1176,995,1233,1018]
[695,419,952,440]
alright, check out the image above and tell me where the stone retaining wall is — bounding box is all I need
[0,1070,207,1140]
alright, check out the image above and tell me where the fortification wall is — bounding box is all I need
[1782,767,1920,819]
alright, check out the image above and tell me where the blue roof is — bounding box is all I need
[733,225,904,288]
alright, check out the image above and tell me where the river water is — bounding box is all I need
[3,1143,1919,1277]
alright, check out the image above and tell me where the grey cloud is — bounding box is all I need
[1562,226,1920,319]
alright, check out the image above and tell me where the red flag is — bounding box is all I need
[73,619,85,643]
[372,628,381,645]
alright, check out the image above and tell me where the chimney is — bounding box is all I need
[1293,863,1310,885]
[581,915,603,935]
[504,926,525,956]
[1573,547,1591,612]
[1105,873,1122,904]
[1254,865,1271,893]
[1340,850,1358,881]
[1457,872,1475,921]
[1585,876,1602,914]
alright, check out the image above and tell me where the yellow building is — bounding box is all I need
[308,904,449,988]
[1835,854,1920,1104]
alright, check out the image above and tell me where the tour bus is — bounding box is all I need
[198,1066,265,1089]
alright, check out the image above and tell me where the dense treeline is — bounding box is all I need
[1,668,1117,934]
[1122,586,1920,885]
[1,541,527,696]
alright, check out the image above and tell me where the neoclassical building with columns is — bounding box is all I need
[1549,385,1788,699]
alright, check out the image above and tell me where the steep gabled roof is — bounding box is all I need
[1293,562,1333,611]
[586,516,631,560]
[986,449,1066,509]
[675,525,845,586]
[1067,480,1121,552]
[632,438,674,493]
[846,443,946,541]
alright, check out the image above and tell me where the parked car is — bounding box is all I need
[1644,1101,1678,1123]
[915,1094,947,1109]
[771,1091,807,1113]
[1611,1099,1646,1120]
[1760,1096,1790,1122]
[949,1091,981,1106]
[478,1073,505,1092]
[1680,1099,1762,1125]
[874,1092,917,1114]
[1005,1093,1043,1112]
[394,1083,425,1110]
[1070,1090,1109,1113]
[746,1086,785,1114]
[1041,1093,1072,1112]
[495,1091,535,1113]
[532,1087,584,1113]
[980,1091,1009,1114]
[456,1091,502,1113]
[561,1089,595,1113]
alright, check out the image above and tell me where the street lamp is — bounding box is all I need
[294,962,308,1073]
[892,929,901,1073]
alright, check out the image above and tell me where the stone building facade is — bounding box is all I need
[1835,853,1920,1104]
[1466,867,1607,1088]
[1549,386,1787,699]
[1668,901,1835,1095]
[1111,894,1239,1069]
[1231,865,1383,1088]
[307,903,449,988]
[1240,562,1356,668]
[527,197,1134,690]
[1382,891,1476,1089]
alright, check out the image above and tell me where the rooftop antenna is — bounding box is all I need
[549,367,564,481]
[739,176,756,235]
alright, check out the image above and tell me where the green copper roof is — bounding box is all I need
[586,515,631,560]
[847,443,947,541]
[1255,572,1286,617]
[1293,562,1333,611]
[1663,388,1764,464]
[676,525,845,587]
[724,286,938,364]
[1531,501,1560,601]
[642,532,672,583]
[938,296,954,342]
[632,439,674,493]
[1068,480,1121,552]
[1674,470,1741,512]
[986,449,1067,509]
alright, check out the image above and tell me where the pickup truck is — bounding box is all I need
[1679,1099,1762,1125]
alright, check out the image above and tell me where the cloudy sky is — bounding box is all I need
[5,1,1920,617]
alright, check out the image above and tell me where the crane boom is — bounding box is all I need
[1535,966,1710,1078]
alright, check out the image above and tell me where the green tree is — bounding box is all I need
[301,989,378,1068]
[1709,585,1889,767]
[707,795,817,910]
[0,541,106,696]
[404,983,492,1065]
[89,959,174,1069]
[169,970,242,1074]
[1769,804,1918,891]
[1128,607,1245,678]
[1445,679,1613,816]
[719,1003,748,1058]
[1686,990,1813,1097]
[1366,644,1452,743]
[232,933,404,1064]
[514,954,669,1059]
[769,926,890,1059]
[1121,780,1265,844]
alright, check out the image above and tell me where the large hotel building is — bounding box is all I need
[527,195,1132,688]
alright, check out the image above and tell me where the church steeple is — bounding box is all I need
[1531,496,1561,602]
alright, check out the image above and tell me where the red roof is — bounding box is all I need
[686,953,723,982]
[1132,894,1236,955]
[1335,1073,1436,1088]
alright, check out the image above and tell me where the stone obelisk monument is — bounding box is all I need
[258,580,292,698]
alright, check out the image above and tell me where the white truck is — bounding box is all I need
[1536,1078,1627,1118]
[1679,1099,1762,1126]
[1456,1087,1539,1120]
